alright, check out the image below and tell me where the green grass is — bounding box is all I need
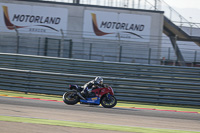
[0,89,61,101]
[117,101,200,113]
[0,115,200,133]
[0,89,200,113]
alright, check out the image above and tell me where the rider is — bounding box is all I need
[80,76,104,99]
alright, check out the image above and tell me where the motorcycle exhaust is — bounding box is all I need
[77,92,86,100]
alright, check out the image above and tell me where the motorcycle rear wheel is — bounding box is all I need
[63,91,79,105]
[101,95,117,108]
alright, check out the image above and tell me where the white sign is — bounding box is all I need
[83,10,152,42]
[0,3,68,36]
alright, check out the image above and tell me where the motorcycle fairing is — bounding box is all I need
[92,87,114,97]
[80,96,100,104]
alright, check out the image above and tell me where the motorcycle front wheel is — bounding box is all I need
[63,91,79,105]
[101,95,117,108]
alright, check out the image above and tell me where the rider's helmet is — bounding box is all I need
[94,76,103,84]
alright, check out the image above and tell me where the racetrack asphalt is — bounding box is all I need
[0,96,200,133]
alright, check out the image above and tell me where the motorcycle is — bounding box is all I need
[63,84,117,108]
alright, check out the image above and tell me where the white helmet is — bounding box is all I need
[95,76,103,84]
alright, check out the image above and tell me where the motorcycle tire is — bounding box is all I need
[63,91,79,105]
[101,95,117,108]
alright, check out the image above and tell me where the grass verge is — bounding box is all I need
[0,115,200,133]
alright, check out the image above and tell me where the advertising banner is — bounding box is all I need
[83,10,152,42]
[0,3,68,36]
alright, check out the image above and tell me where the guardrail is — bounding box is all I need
[0,53,200,105]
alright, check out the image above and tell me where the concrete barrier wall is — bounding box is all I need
[0,0,164,64]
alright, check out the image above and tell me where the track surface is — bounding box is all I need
[0,96,200,132]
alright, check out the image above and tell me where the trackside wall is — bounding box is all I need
[0,0,164,64]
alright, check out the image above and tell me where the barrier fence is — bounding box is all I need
[0,53,200,105]
[1,33,200,65]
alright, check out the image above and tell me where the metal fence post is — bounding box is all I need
[44,38,48,56]
[168,47,170,60]
[154,0,157,10]
[89,43,92,60]
[14,26,19,54]
[58,40,61,57]
[60,29,64,57]
[119,45,122,62]
[25,70,31,94]
[194,51,197,63]
[148,48,151,64]
[69,39,73,58]
[37,37,41,55]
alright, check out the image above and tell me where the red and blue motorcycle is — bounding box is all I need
[63,85,117,108]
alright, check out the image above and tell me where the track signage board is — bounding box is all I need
[83,10,152,42]
[0,3,68,36]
